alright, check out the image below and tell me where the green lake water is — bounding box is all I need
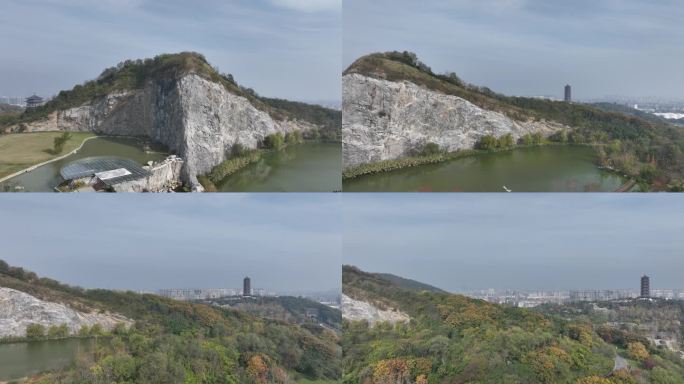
[343,146,627,192]
[0,338,102,380]
[217,142,342,192]
[0,137,167,192]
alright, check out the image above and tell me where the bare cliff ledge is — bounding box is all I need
[0,287,131,338]
[341,294,409,325]
[4,52,339,190]
[342,52,566,170]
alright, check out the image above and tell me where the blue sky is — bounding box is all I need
[0,0,341,102]
[0,194,341,292]
[344,0,684,100]
[343,194,684,291]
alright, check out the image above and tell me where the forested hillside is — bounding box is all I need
[0,260,340,383]
[198,295,342,331]
[342,265,684,383]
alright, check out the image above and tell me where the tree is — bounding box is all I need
[26,323,45,340]
[52,132,72,154]
[627,342,649,361]
[246,354,269,384]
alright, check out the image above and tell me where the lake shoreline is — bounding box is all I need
[342,143,596,180]
[343,145,630,192]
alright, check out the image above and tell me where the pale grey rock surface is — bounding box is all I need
[0,287,131,338]
[342,294,409,325]
[112,155,185,192]
[8,74,314,188]
[342,73,567,169]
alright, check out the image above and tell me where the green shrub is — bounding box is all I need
[230,142,246,157]
[47,324,69,338]
[285,130,304,145]
[263,133,285,150]
[90,323,104,336]
[497,133,515,149]
[475,135,498,150]
[26,323,45,340]
[419,142,443,156]
[207,150,262,184]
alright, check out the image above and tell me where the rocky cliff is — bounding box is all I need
[341,294,409,325]
[0,287,131,338]
[9,74,315,188]
[343,73,566,169]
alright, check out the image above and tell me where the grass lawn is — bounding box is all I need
[0,132,96,179]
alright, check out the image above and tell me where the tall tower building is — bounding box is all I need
[243,276,251,296]
[640,275,650,298]
[564,85,572,102]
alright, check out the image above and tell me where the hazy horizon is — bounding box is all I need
[344,0,684,101]
[343,194,684,292]
[0,194,341,293]
[0,0,341,103]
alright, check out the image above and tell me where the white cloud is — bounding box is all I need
[269,0,340,13]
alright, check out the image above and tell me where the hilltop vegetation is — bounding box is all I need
[342,265,684,383]
[2,52,340,141]
[0,260,340,383]
[345,52,684,190]
[200,296,342,331]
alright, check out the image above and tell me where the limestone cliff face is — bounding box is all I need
[343,73,566,169]
[0,287,131,338]
[341,294,409,325]
[11,74,313,187]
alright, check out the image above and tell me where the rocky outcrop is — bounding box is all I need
[343,73,566,169]
[342,294,409,325]
[9,74,314,188]
[112,155,185,192]
[0,287,131,338]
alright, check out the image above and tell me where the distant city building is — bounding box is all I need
[0,96,27,106]
[568,290,635,302]
[25,94,44,109]
[158,288,239,301]
[564,85,572,103]
[243,276,251,296]
[641,275,650,298]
